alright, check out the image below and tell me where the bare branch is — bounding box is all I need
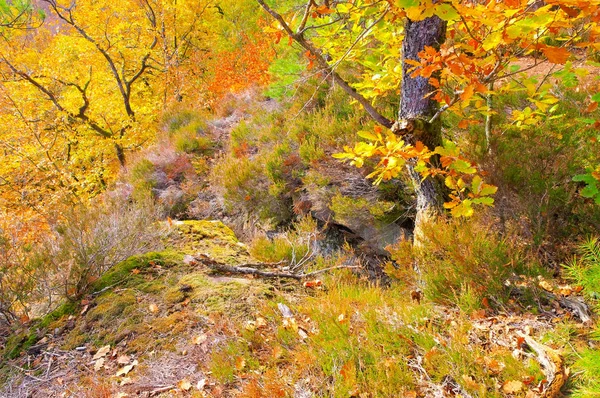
[257,0,394,129]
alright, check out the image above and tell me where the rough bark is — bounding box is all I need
[398,16,447,235]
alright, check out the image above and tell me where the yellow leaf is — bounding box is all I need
[502,380,524,394]
[149,303,159,313]
[93,345,111,360]
[94,357,105,372]
[178,379,192,391]
[115,360,138,377]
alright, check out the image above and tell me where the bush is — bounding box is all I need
[48,198,168,300]
[388,217,531,313]
[0,226,37,325]
[130,158,157,201]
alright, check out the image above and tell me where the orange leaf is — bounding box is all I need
[460,85,475,102]
[149,303,159,313]
[541,47,570,64]
[586,101,598,113]
[235,356,246,371]
[316,5,334,14]
[303,279,323,288]
[458,119,470,129]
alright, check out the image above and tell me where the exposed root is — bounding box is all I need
[518,332,566,398]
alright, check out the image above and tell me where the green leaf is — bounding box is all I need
[357,130,380,141]
[573,174,597,184]
[471,175,483,194]
[396,0,419,9]
[592,93,600,103]
[435,3,459,21]
[479,185,498,196]
[473,197,494,206]
[450,159,476,174]
[581,184,599,198]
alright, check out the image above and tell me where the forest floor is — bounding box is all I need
[0,219,595,398]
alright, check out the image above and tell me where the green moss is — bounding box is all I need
[3,331,38,359]
[2,301,79,359]
[92,251,182,292]
[170,220,250,263]
[39,301,78,329]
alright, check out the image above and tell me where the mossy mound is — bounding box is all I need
[2,221,271,358]
[2,220,272,362]
[169,220,252,264]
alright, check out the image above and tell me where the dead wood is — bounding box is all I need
[518,332,566,398]
[192,254,360,280]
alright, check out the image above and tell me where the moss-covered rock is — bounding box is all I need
[170,220,250,263]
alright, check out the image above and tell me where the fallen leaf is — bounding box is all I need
[503,380,524,394]
[337,313,346,323]
[120,377,133,386]
[303,279,322,288]
[94,357,105,371]
[272,345,283,359]
[197,378,206,389]
[112,393,128,398]
[115,360,138,377]
[538,280,554,292]
[462,374,480,390]
[149,303,159,313]
[117,355,130,365]
[484,358,505,374]
[193,334,208,345]
[282,317,298,332]
[471,309,486,319]
[235,356,246,371]
[178,379,192,391]
[93,345,111,360]
[256,317,267,328]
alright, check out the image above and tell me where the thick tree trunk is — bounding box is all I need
[398,16,447,237]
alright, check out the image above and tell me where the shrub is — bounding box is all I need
[388,217,531,313]
[48,198,168,300]
[130,158,157,201]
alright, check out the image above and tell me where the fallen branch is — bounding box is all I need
[517,332,566,398]
[193,254,360,280]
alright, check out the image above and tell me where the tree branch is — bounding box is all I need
[257,0,393,129]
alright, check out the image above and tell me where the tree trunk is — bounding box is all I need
[398,15,447,238]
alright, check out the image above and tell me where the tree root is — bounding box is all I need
[518,332,566,398]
